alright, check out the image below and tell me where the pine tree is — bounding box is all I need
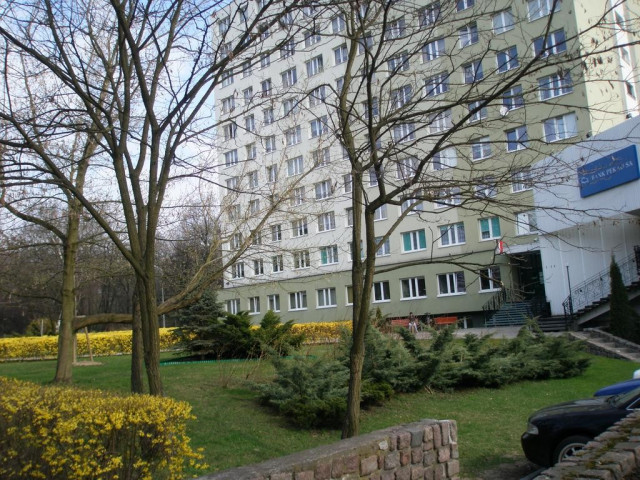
[609,257,640,343]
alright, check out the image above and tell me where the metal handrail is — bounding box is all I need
[482,287,524,321]
[562,249,640,317]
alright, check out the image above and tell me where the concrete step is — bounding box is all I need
[570,331,640,363]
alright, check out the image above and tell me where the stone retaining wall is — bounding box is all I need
[195,419,459,480]
[533,411,640,480]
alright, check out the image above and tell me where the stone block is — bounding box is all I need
[423,425,434,444]
[433,463,446,480]
[384,451,400,470]
[398,431,412,450]
[423,450,436,467]
[314,461,331,480]
[400,449,411,467]
[437,447,450,464]
[432,426,442,448]
[411,447,423,465]
[380,471,395,480]
[293,471,313,480]
[424,465,434,480]
[394,467,411,480]
[440,422,450,446]
[368,473,381,480]
[446,460,460,477]
[360,455,378,476]
[269,474,292,480]
[344,454,359,474]
[450,443,459,459]
[389,435,398,451]
[409,426,424,448]
[577,469,615,480]
[599,450,636,474]
[331,457,345,477]
[410,465,424,480]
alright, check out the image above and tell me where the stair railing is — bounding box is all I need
[482,287,524,322]
[562,249,640,318]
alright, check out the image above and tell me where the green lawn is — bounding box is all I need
[0,346,637,477]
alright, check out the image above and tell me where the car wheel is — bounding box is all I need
[553,435,591,464]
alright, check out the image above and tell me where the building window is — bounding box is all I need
[228,204,240,221]
[249,199,260,214]
[391,85,412,111]
[221,96,235,113]
[374,204,388,221]
[306,55,323,77]
[317,288,337,308]
[357,33,374,54]
[248,170,259,189]
[387,52,409,72]
[348,241,364,261]
[543,113,577,142]
[533,29,567,57]
[479,266,502,291]
[304,29,321,47]
[346,207,354,227]
[226,176,238,191]
[292,186,305,205]
[272,255,284,272]
[373,281,391,302]
[479,217,501,240]
[318,212,336,232]
[230,232,242,250]
[457,0,474,11]
[320,245,339,265]
[437,272,466,296]
[280,37,295,58]
[493,9,514,34]
[459,22,478,48]
[539,71,573,100]
[475,177,497,198]
[260,53,270,69]
[502,85,524,111]
[310,116,329,138]
[243,87,253,105]
[434,187,461,208]
[281,67,297,88]
[420,2,441,26]
[468,101,488,123]
[528,0,561,21]
[506,126,528,152]
[271,224,282,241]
[375,237,391,257]
[428,110,452,133]
[283,97,300,117]
[512,168,533,192]
[248,296,260,314]
[516,211,538,235]
[263,108,275,125]
[261,79,272,98]
[401,277,427,299]
[401,197,424,214]
[287,156,304,176]
[423,38,445,62]
[289,291,307,310]
[397,156,417,179]
[222,122,237,141]
[285,126,302,146]
[332,14,346,33]
[497,46,519,72]
[401,229,427,252]
[392,123,416,143]
[312,147,331,167]
[346,286,353,305]
[221,70,234,87]
[471,136,491,160]
[309,86,326,107]
[312,180,332,200]
[226,299,240,314]
[626,81,636,99]
[462,61,482,84]
[291,218,308,237]
[369,168,380,187]
[439,222,466,247]
[293,250,311,269]
[334,44,348,65]
[266,165,277,183]
[244,115,255,133]
[385,17,406,40]
[267,294,280,312]
[343,173,353,193]
[224,149,238,167]
[231,262,245,279]
[425,72,449,97]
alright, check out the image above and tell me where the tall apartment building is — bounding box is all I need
[214,0,640,326]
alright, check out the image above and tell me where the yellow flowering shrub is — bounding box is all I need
[292,321,351,343]
[0,377,206,480]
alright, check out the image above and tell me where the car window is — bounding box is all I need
[612,387,640,408]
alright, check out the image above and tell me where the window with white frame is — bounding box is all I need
[249,199,260,214]
[266,165,277,183]
[438,272,466,295]
[475,177,497,198]
[459,22,478,48]
[543,113,577,142]
[269,194,280,206]
[287,156,304,176]
[226,176,238,191]
[346,285,353,305]
[369,168,379,187]
[310,116,329,138]
[252,230,262,246]
[434,187,462,208]
[245,115,255,132]
[312,147,331,167]
[401,196,423,214]
[375,236,391,257]
[263,108,274,125]
[315,180,332,200]
[248,170,259,189]
[248,296,260,314]
[401,277,427,299]
[259,24,270,40]
[334,44,348,65]
[391,85,412,110]
[387,52,409,72]
[318,212,336,232]
[223,122,237,140]
[462,61,482,84]
[218,16,230,35]
[281,67,297,88]
[261,78,272,96]
[626,81,636,99]
[228,205,240,221]
[357,33,374,54]
[220,42,232,58]
[385,17,406,39]
[479,217,501,240]
[425,72,449,97]
[344,173,353,193]
[260,53,270,69]
[503,85,524,111]
[306,55,323,77]
[439,222,466,246]
[304,29,321,47]
[512,168,533,192]
[253,259,264,276]
[420,2,441,26]
[332,14,346,33]
[348,241,364,261]
[289,291,307,310]
[497,46,519,73]
[292,186,305,205]
[293,250,311,269]
[309,86,326,107]
[346,207,354,227]
[423,38,445,62]
[374,204,388,221]
[224,149,238,167]
[493,9,514,34]
[468,101,488,123]
[243,87,253,105]
[272,254,284,272]
[241,60,251,78]
[506,126,528,151]
[479,266,502,291]
[231,262,245,279]
[285,126,302,146]
[226,299,240,314]
[471,136,491,160]
[280,37,295,58]
[317,288,337,308]
[267,294,280,312]
[221,70,234,87]
[539,71,573,100]
[319,245,339,265]
[271,224,282,241]
[428,110,452,133]
[528,0,561,21]
[291,218,308,237]
[533,29,567,57]
[401,229,427,252]
[221,96,235,113]
[397,156,418,179]
[457,0,474,11]
[433,147,457,170]
[392,123,416,143]
[516,211,538,235]
[373,281,391,302]
[230,232,242,250]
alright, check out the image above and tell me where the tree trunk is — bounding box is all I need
[139,275,163,395]
[131,288,144,393]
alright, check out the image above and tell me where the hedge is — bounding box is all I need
[0,377,205,480]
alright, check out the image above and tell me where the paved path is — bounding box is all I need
[416,326,525,340]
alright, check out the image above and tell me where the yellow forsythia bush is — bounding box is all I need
[0,377,205,480]
[292,320,351,343]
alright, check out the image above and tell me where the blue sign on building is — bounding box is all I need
[578,145,640,197]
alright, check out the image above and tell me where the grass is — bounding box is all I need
[0,345,637,478]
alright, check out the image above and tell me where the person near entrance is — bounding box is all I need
[408,312,418,334]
